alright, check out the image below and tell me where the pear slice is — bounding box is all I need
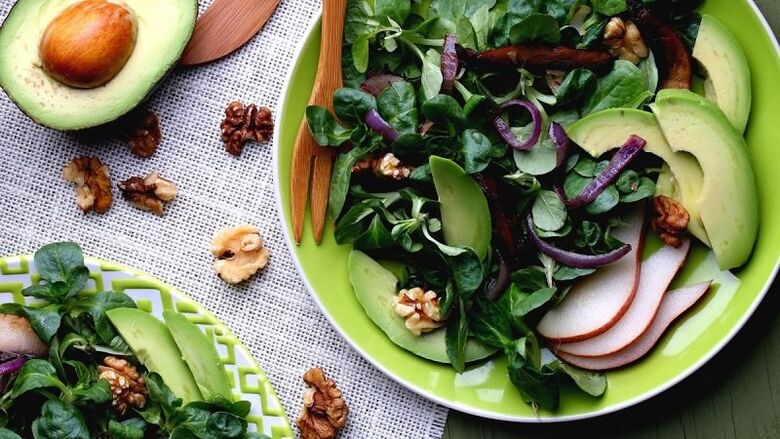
[556,281,712,371]
[555,239,690,357]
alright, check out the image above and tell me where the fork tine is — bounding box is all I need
[310,146,335,243]
[290,121,316,244]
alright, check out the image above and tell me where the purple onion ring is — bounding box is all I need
[493,99,542,150]
[441,33,459,94]
[365,109,399,143]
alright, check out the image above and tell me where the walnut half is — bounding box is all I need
[220,101,274,157]
[392,287,446,336]
[211,225,269,284]
[118,171,177,216]
[62,156,113,213]
[97,356,147,415]
[604,17,649,64]
[651,195,690,248]
[297,368,348,439]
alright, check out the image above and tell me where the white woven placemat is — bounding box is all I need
[0,1,450,438]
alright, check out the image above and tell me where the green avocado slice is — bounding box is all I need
[567,108,710,246]
[163,311,234,404]
[651,89,758,269]
[106,307,202,403]
[693,14,752,135]
[429,156,492,261]
[348,250,497,364]
[0,0,197,130]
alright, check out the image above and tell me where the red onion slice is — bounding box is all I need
[564,135,646,209]
[548,122,570,168]
[365,109,399,143]
[493,99,542,150]
[0,356,27,376]
[526,215,632,268]
[441,33,458,93]
[361,74,404,97]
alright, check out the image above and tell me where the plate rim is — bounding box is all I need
[0,253,294,437]
[272,3,780,423]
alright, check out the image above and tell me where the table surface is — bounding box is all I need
[444,2,780,438]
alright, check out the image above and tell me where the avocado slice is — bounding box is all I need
[0,0,197,130]
[163,311,234,404]
[106,308,202,403]
[567,108,710,246]
[651,89,758,269]
[693,14,752,135]
[429,156,492,260]
[348,250,496,363]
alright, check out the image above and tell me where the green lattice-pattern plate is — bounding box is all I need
[0,255,294,439]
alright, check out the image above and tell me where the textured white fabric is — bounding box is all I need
[0,1,449,438]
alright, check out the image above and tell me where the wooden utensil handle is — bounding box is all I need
[311,0,347,108]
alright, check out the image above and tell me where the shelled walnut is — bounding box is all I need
[211,225,269,284]
[62,156,113,213]
[352,152,414,180]
[220,101,274,156]
[392,287,446,336]
[604,17,649,64]
[297,367,348,439]
[127,110,162,158]
[98,356,147,415]
[651,195,690,248]
[118,171,177,216]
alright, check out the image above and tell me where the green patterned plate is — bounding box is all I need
[274,0,780,422]
[0,255,294,438]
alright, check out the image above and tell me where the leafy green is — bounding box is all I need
[591,0,626,15]
[421,95,466,129]
[31,400,89,439]
[377,81,419,134]
[509,13,561,45]
[460,129,494,174]
[547,360,607,396]
[12,360,66,398]
[582,61,653,115]
[532,190,567,232]
[305,106,352,146]
[505,338,559,410]
[328,133,382,220]
[108,419,147,439]
[509,285,557,317]
[469,299,513,349]
[556,68,597,107]
[445,299,468,373]
[334,88,377,125]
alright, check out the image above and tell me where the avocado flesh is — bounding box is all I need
[651,89,758,269]
[567,109,710,246]
[429,156,492,261]
[106,307,203,403]
[0,0,197,130]
[693,14,752,135]
[348,250,497,364]
[163,311,234,404]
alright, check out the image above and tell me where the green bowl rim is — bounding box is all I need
[272,2,780,423]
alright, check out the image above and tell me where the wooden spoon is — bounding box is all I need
[290,0,347,244]
[179,0,282,66]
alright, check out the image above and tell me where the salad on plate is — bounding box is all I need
[304,0,758,410]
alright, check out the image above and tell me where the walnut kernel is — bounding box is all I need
[220,101,274,156]
[392,287,446,336]
[211,225,269,284]
[127,111,162,158]
[62,156,113,213]
[651,195,690,248]
[118,171,177,216]
[97,356,147,415]
[352,152,414,180]
[604,17,649,64]
[297,368,348,439]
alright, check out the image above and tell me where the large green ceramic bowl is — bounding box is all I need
[274,0,780,421]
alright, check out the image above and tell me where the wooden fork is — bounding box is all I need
[290,0,347,244]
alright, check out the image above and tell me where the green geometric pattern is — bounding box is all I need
[0,255,294,439]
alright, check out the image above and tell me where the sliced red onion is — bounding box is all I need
[361,74,403,97]
[548,122,570,168]
[365,109,399,143]
[564,135,646,209]
[441,33,458,94]
[486,249,511,301]
[525,215,631,268]
[0,356,27,376]
[493,99,542,151]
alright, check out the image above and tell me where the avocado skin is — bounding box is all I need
[163,311,234,404]
[693,14,752,135]
[348,250,497,364]
[106,307,203,403]
[429,156,492,261]
[0,0,198,131]
[651,89,758,269]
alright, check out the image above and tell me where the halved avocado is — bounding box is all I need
[163,311,234,404]
[693,14,752,135]
[348,250,496,364]
[567,108,710,246]
[106,307,202,403]
[0,0,197,130]
[650,89,758,269]
[429,156,492,260]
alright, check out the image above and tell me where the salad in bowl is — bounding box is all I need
[300,0,760,412]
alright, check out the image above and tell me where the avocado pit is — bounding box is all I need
[39,0,137,89]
